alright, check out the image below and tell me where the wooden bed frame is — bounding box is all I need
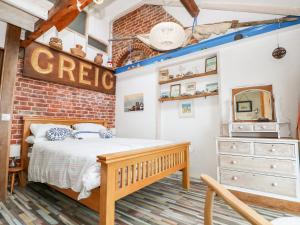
[21,116,190,225]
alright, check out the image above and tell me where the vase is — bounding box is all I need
[94,53,103,65]
[49,37,63,50]
[70,44,86,58]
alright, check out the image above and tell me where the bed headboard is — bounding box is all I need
[21,116,107,171]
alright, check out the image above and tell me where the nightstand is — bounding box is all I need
[8,167,23,194]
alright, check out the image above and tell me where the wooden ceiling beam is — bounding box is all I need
[20,0,93,48]
[180,0,200,17]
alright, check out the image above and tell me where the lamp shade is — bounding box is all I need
[10,144,20,158]
[149,22,186,51]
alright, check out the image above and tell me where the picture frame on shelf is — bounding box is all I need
[205,56,217,72]
[179,100,194,118]
[206,82,218,93]
[236,101,252,112]
[161,91,170,98]
[159,69,169,82]
[184,82,196,95]
[170,84,181,98]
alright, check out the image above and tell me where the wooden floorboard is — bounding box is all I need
[0,175,296,225]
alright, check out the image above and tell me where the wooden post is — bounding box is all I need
[99,163,116,225]
[182,146,190,190]
[204,187,216,225]
[0,24,21,201]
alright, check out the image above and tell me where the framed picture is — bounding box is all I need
[205,56,217,72]
[206,82,218,93]
[184,82,196,95]
[124,93,144,112]
[179,101,194,118]
[170,84,181,98]
[159,69,169,82]
[236,101,252,112]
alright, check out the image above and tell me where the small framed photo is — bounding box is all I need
[124,93,144,112]
[236,101,252,112]
[179,100,194,118]
[170,84,181,98]
[184,82,196,95]
[206,82,218,93]
[205,56,217,72]
[159,69,169,82]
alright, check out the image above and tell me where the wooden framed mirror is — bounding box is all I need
[232,85,275,122]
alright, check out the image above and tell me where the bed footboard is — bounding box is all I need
[98,142,190,225]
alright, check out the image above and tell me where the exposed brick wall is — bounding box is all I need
[11,59,115,144]
[112,4,180,67]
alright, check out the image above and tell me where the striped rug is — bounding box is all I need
[0,175,295,225]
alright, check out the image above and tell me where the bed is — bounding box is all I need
[20,117,190,225]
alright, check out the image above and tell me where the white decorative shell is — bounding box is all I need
[149,22,186,51]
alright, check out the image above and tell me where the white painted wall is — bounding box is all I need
[115,26,300,179]
[37,15,110,66]
[219,25,300,137]
[115,65,159,139]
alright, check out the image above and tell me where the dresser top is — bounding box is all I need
[217,137,299,143]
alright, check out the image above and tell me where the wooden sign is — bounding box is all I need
[24,42,116,95]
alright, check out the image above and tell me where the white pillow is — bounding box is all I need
[72,131,100,139]
[30,124,71,138]
[72,123,106,132]
[25,135,48,144]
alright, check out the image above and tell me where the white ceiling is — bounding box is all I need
[90,0,300,20]
[0,0,53,31]
[145,0,300,16]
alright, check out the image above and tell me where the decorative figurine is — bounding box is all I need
[94,53,103,65]
[49,37,63,50]
[70,44,86,58]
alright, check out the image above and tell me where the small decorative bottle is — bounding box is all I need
[94,53,103,65]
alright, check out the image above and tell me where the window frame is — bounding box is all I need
[87,34,108,54]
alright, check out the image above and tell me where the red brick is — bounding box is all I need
[11,59,116,144]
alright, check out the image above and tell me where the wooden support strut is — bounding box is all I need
[20,0,93,48]
[0,24,21,201]
[180,0,200,18]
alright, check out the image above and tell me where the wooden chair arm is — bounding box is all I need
[201,175,273,225]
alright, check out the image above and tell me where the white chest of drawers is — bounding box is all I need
[225,122,291,138]
[216,137,300,201]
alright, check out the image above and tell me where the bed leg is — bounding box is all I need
[99,164,115,225]
[182,146,190,190]
[182,167,190,190]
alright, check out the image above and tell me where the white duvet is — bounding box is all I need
[28,138,171,199]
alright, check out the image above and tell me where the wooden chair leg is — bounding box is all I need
[204,187,216,225]
[10,173,15,194]
[19,171,26,187]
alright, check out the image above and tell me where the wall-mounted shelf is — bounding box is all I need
[159,70,217,85]
[159,91,218,102]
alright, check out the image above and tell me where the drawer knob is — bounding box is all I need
[271,182,278,187]
[270,164,277,169]
[232,176,238,181]
[261,125,267,129]
[231,144,237,149]
[270,148,276,152]
[231,160,237,165]
[238,126,243,129]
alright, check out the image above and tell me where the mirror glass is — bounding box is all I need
[233,88,274,122]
